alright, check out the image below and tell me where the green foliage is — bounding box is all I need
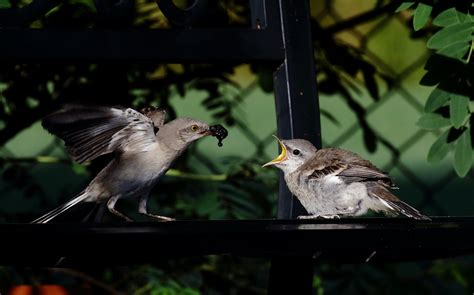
[396,2,415,13]
[449,94,470,128]
[416,113,451,130]
[413,3,432,31]
[398,2,473,177]
[427,129,451,162]
[424,88,450,112]
[0,0,10,8]
[454,128,472,177]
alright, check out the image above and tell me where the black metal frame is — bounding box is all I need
[1,1,472,294]
[3,217,474,266]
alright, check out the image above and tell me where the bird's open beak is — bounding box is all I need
[262,136,287,167]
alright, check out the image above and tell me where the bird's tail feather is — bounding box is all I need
[32,191,89,224]
[368,186,431,221]
[383,199,431,220]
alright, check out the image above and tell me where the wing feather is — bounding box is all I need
[42,105,157,163]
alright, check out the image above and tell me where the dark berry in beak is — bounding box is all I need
[209,124,228,147]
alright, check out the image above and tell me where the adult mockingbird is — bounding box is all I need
[33,105,227,223]
[262,137,430,220]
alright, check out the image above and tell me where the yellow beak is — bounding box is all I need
[262,135,287,167]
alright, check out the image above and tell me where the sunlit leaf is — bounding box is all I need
[449,94,469,128]
[413,3,432,31]
[417,113,451,129]
[453,128,472,177]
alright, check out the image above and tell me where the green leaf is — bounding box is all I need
[453,128,472,177]
[413,3,433,31]
[427,22,474,50]
[437,41,470,60]
[425,88,450,112]
[428,129,451,162]
[433,8,463,27]
[417,113,451,130]
[396,2,415,12]
[449,94,469,128]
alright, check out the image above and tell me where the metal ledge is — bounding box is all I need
[0,29,284,62]
[1,217,473,267]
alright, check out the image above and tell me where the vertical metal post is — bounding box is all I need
[268,0,321,294]
[274,0,322,219]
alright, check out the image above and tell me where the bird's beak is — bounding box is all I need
[262,135,287,167]
[199,128,213,136]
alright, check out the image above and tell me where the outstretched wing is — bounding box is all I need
[43,105,157,163]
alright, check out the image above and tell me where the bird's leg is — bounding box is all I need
[138,194,175,222]
[107,196,134,222]
[298,214,341,219]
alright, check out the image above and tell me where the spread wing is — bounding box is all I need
[42,105,158,163]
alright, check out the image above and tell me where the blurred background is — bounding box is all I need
[0,0,473,294]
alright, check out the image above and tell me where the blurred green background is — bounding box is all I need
[0,0,473,294]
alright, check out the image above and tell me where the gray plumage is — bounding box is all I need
[33,105,214,223]
[263,137,430,220]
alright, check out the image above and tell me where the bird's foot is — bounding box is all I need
[298,214,341,220]
[109,208,134,222]
[141,213,175,222]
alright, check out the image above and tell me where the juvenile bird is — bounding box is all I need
[33,105,225,223]
[262,137,430,220]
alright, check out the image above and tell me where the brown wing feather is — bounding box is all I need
[308,162,347,179]
[312,148,396,188]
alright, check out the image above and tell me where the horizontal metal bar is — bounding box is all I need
[0,28,284,62]
[0,217,473,266]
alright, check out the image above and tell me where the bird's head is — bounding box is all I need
[157,117,212,151]
[175,117,213,142]
[262,136,317,173]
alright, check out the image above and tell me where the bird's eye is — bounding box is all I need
[293,149,301,156]
[191,124,199,132]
